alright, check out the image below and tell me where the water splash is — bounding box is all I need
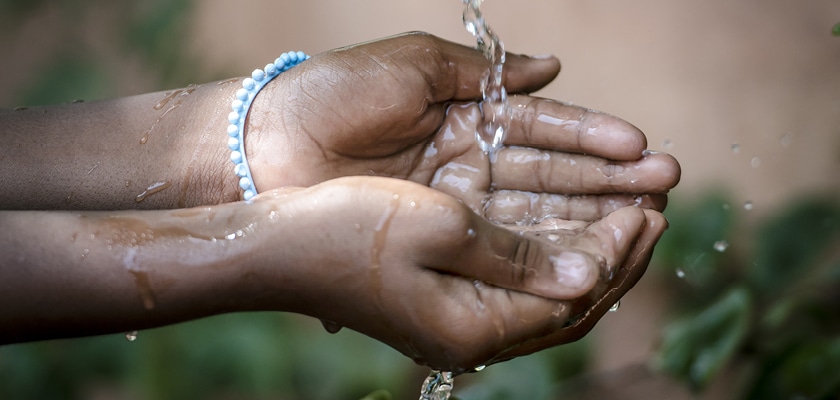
[125,331,138,341]
[676,268,686,279]
[713,240,729,253]
[743,201,754,211]
[419,370,454,400]
[461,0,510,157]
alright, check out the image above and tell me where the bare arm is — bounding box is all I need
[0,176,666,373]
[0,83,242,210]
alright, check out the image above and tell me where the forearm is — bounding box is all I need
[0,200,290,344]
[0,81,245,210]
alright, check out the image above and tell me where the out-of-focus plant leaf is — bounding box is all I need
[747,337,840,400]
[121,0,195,86]
[359,389,392,400]
[749,198,840,296]
[833,22,840,36]
[654,287,752,390]
[652,192,737,303]
[17,53,111,106]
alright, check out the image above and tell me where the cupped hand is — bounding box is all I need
[245,32,680,219]
[251,176,667,373]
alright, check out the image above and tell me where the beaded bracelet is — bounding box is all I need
[227,51,310,201]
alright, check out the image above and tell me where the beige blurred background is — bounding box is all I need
[4,0,838,212]
[2,1,839,398]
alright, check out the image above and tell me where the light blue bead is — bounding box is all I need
[227,137,240,151]
[227,51,308,201]
[228,111,240,124]
[234,163,248,177]
[230,151,242,164]
[239,177,252,190]
[227,124,239,137]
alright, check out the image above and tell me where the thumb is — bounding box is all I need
[386,32,561,101]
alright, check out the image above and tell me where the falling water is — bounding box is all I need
[461,0,510,156]
[419,370,454,400]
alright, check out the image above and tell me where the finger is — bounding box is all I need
[505,95,647,161]
[430,280,572,372]
[489,209,667,363]
[491,146,681,194]
[386,32,561,101]
[484,190,667,224]
[424,206,648,301]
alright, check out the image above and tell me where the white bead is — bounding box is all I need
[236,88,249,101]
[231,99,244,111]
[242,78,256,90]
[230,151,242,164]
[227,137,240,150]
[227,124,239,137]
[252,69,265,82]
[239,177,252,190]
[234,163,248,177]
[228,111,240,124]
[243,190,256,201]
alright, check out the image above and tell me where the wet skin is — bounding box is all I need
[0,32,680,373]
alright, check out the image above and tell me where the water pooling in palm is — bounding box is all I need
[418,2,508,399]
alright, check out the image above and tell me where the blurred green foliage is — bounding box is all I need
[653,194,840,398]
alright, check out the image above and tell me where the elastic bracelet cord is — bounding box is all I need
[227,51,310,201]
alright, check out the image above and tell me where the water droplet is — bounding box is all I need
[713,240,729,252]
[661,139,673,148]
[609,300,621,312]
[410,200,417,208]
[744,201,754,210]
[467,228,477,238]
[751,157,761,168]
[320,319,343,334]
[547,233,560,242]
[676,268,686,279]
[225,232,236,240]
[473,364,486,372]
[722,203,731,211]
[393,194,400,200]
[779,133,792,146]
[135,181,172,203]
[125,331,138,341]
[731,143,740,153]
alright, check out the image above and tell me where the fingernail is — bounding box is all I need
[529,53,555,60]
[549,252,592,289]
